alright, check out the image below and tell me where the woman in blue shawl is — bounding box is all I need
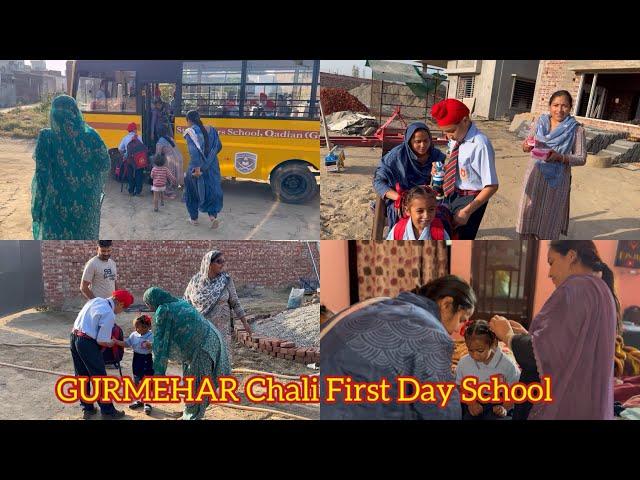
[183,110,224,227]
[31,95,110,239]
[516,90,587,239]
[143,287,231,420]
[373,122,446,227]
[320,275,476,420]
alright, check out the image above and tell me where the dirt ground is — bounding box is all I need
[0,137,319,240]
[0,289,319,420]
[321,120,640,239]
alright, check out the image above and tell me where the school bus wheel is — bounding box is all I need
[270,161,318,204]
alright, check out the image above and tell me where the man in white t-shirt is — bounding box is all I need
[81,240,118,300]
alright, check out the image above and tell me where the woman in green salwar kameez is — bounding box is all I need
[143,287,231,420]
[31,95,110,239]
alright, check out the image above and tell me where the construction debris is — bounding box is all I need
[325,111,379,135]
[320,87,369,115]
[252,304,320,348]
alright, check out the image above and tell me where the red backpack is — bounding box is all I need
[126,135,149,170]
[101,323,124,374]
[392,216,447,240]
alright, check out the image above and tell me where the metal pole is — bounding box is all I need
[319,96,332,151]
[574,73,585,116]
[586,73,598,118]
[306,241,320,284]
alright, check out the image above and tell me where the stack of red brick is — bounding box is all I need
[234,327,320,365]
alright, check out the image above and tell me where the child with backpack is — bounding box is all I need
[386,185,452,240]
[114,314,154,414]
[150,153,177,212]
[119,123,149,196]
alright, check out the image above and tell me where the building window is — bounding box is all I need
[471,240,538,326]
[510,78,535,110]
[456,75,475,99]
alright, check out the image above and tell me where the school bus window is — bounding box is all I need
[245,60,316,119]
[246,60,314,84]
[182,84,241,116]
[76,70,136,113]
[181,61,242,116]
[181,61,242,84]
[244,84,313,118]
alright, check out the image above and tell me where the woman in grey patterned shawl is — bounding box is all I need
[184,250,252,362]
[320,275,476,420]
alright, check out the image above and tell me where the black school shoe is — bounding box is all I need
[82,408,97,420]
[101,409,126,419]
[144,404,153,415]
[129,400,144,410]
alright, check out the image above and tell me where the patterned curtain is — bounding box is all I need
[355,241,448,300]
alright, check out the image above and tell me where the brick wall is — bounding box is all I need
[531,60,582,116]
[41,241,320,309]
[531,60,640,136]
[604,92,636,123]
[319,72,371,92]
[234,326,320,365]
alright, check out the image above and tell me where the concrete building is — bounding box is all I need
[0,61,65,107]
[531,60,640,137]
[445,60,540,120]
[30,60,47,71]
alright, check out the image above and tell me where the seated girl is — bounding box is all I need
[374,122,446,227]
[386,185,451,240]
[456,319,521,420]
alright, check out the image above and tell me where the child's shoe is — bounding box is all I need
[144,404,153,415]
[129,400,144,410]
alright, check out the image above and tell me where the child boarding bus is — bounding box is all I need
[67,60,320,203]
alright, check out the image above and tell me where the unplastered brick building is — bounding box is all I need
[41,241,320,310]
[531,60,640,137]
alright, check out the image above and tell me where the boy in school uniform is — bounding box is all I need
[431,99,499,240]
[69,289,134,419]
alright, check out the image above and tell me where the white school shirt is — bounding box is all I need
[455,348,521,385]
[453,123,499,191]
[72,297,116,343]
[386,220,451,240]
[118,131,137,155]
[125,331,153,355]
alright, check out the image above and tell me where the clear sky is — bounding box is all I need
[23,60,67,73]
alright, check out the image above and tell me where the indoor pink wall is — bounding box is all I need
[533,241,640,316]
[320,240,640,319]
[320,240,350,313]
[451,241,640,317]
[450,241,473,282]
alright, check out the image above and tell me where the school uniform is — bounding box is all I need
[442,123,498,239]
[69,297,119,415]
[125,331,154,383]
[456,348,520,421]
[386,218,451,240]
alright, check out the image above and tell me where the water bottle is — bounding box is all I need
[431,161,445,199]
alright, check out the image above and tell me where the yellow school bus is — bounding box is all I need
[67,60,320,203]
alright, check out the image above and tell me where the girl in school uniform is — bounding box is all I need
[456,319,520,420]
[430,99,499,240]
[386,185,451,240]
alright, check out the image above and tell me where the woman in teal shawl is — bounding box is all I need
[31,95,110,239]
[143,287,231,420]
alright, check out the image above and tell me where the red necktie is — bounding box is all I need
[443,141,460,197]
